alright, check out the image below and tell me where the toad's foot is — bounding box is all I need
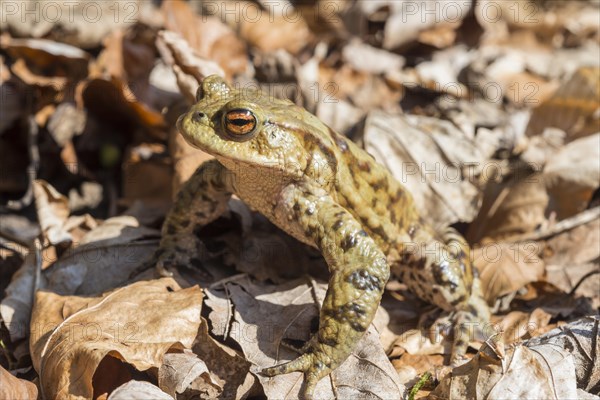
[450,293,495,365]
[429,289,495,365]
[155,235,206,277]
[262,341,337,400]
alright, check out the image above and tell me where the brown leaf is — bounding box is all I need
[204,276,405,399]
[233,231,326,283]
[524,316,600,394]
[418,25,458,49]
[154,31,228,193]
[389,329,445,359]
[80,78,166,132]
[540,210,600,266]
[122,143,173,206]
[108,381,173,400]
[158,350,221,398]
[171,130,214,197]
[91,29,157,108]
[192,320,254,400]
[341,40,405,75]
[9,57,67,94]
[540,214,600,303]
[1,37,89,79]
[33,180,71,246]
[317,65,402,113]
[0,364,38,400]
[544,134,600,220]
[30,278,203,399]
[362,110,486,228]
[468,171,548,242]
[500,71,558,106]
[526,67,600,141]
[155,30,224,104]
[373,1,470,49]
[161,0,248,80]
[47,103,87,147]
[497,308,553,344]
[1,2,138,49]
[473,241,545,305]
[237,2,312,55]
[0,252,38,341]
[391,353,444,377]
[43,216,159,295]
[431,340,579,399]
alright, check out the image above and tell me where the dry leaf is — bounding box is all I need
[435,99,508,158]
[0,365,38,400]
[0,252,38,341]
[161,0,248,80]
[122,143,173,205]
[1,1,138,49]
[526,67,600,141]
[358,0,471,49]
[204,276,405,399]
[170,129,215,198]
[108,381,173,400]
[233,230,326,283]
[363,110,485,228]
[80,78,166,132]
[156,30,225,103]
[418,25,458,49]
[1,37,89,79]
[468,171,549,242]
[32,180,71,246]
[237,2,312,55]
[341,39,405,75]
[318,65,403,113]
[30,278,202,399]
[519,127,566,168]
[473,241,545,305]
[432,338,579,399]
[315,99,365,136]
[91,28,158,111]
[192,320,254,400]
[154,30,224,191]
[497,308,553,344]
[391,353,444,378]
[540,214,600,302]
[158,350,221,398]
[525,316,600,394]
[412,46,474,100]
[43,216,159,295]
[390,329,445,359]
[46,103,87,147]
[544,134,600,219]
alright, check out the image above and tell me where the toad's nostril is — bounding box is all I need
[191,111,205,123]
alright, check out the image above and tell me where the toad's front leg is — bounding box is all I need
[263,184,390,399]
[156,159,233,276]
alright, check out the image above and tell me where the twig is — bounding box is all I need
[507,207,600,243]
[569,269,600,296]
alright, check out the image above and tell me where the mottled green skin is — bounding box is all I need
[158,75,490,398]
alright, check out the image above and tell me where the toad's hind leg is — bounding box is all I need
[440,228,492,363]
[395,227,492,363]
[263,184,389,399]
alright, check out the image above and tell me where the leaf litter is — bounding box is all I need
[0,0,598,399]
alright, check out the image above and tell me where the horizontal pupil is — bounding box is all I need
[229,118,252,127]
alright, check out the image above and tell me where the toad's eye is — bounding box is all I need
[223,109,257,140]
